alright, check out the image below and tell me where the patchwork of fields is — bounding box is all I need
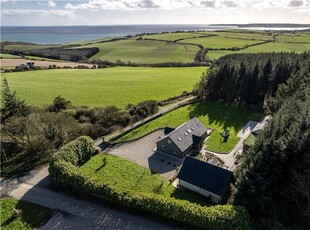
[2,67,205,108]
[2,30,309,63]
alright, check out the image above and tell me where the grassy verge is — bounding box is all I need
[2,67,205,108]
[118,101,262,153]
[0,197,52,230]
[81,154,209,205]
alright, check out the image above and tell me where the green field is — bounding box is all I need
[77,39,199,63]
[144,32,202,41]
[2,67,205,108]
[4,45,55,52]
[0,197,51,230]
[206,41,310,60]
[202,31,273,41]
[181,36,262,48]
[275,34,310,43]
[119,101,262,153]
[0,53,22,59]
[81,154,207,204]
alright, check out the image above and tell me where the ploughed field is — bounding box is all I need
[118,101,263,153]
[2,67,205,108]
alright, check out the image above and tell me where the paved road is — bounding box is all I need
[0,167,178,230]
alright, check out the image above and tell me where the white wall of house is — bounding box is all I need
[179,179,222,203]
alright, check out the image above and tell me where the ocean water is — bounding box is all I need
[1,24,228,44]
[1,25,309,45]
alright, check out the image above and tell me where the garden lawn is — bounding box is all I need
[118,101,263,153]
[181,36,262,49]
[2,67,205,108]
[80,154,208,205]
[77,39,199,63]
[0,197,52,230]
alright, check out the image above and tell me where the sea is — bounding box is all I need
[1,24,309,45]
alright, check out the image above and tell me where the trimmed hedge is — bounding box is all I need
[49,136,251,230]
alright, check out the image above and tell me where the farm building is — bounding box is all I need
[156,117,211,158]
[177,156,232,203]
[251,115,272,136]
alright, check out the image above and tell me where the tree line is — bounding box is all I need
[198,52,310,112]
[198,52,310,229]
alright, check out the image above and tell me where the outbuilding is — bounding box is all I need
[177,156,232,203]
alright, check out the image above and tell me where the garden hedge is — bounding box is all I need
[49,136,252,230]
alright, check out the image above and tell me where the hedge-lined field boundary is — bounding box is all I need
[49,136,252,230]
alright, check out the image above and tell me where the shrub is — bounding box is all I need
[50,136,252,230]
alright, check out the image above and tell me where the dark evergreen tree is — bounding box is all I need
[0,78,31,123]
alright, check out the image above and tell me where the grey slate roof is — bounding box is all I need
[158,117,209,152]
[178,156,232,197]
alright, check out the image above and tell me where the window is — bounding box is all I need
[174,150,178,154]
[168,140,171,144]
[162,145,166,150]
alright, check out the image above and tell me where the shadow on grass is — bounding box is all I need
[95,157,107,173]
[171,188,211,206]
[188,101,262,134]
[1,197,52,229]
[1,151,50,177]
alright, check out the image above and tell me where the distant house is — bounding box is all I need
[156,117,211,158]
[18,62,35,69]
[177,156,233,203]
[251,115,272,136]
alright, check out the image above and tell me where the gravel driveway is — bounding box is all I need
[105,129,183,179]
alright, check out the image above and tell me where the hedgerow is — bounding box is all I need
[49,136,251,230]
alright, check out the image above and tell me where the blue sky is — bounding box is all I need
[1,0,310,26]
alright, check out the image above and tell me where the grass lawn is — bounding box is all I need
[118,101,263,153]
[144,32,202,41]
[0,197,52,230]
[206,41,310,60]
[181,36,262,48]
[80,154,208,205]
[244,133,256,147]
[0,53,22,59]
[2,67,205,108]
[77,39,199,63]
